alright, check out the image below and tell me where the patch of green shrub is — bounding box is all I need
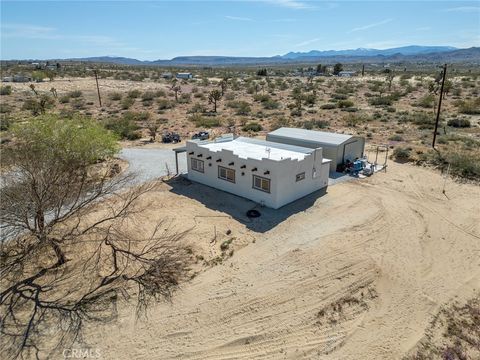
[321,103,336,110]
[393,147,411,161]
[0,85,12,95]
[242,122,262,132]
[109,92,122,101]
[188,113,221,128]
[447,118,471,128]
[68,90,82,98]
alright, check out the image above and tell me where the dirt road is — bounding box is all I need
[85,162,480,359]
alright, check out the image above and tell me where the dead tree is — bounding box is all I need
[0,121,191,359]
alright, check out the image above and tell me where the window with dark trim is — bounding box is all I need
[218,166,235,183]
[295,172,305,182]
[253,175,270,193]
[191,158,204,173]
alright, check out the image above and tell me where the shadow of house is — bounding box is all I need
[165,176,327,233]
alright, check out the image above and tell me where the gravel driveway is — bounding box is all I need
[119,148,187,183]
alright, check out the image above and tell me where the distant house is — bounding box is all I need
[338,71,357,77]
[2,76,13,82]
[161,72,173,79]
[176,72,193,79]
[13,74,32,83]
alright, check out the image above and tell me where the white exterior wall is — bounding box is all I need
[185,141,330,209]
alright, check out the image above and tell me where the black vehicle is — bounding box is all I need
[162,132,181,143]
[191,131,209,140]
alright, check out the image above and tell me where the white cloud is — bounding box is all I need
[294,37,321,47]
[264,0,314,10]
[442,6,480,12]
[1,23,125,48]
[225,15,253,21]
[349,18,393,33]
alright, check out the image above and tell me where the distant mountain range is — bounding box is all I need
[280,45,458,59]
[8,46,480,66]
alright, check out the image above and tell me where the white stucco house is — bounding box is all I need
[185,136,331,209]
[267,128,365,172]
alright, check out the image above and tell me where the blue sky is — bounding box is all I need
[1,1,479,60]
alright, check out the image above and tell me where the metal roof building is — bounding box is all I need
[266,128,365,171]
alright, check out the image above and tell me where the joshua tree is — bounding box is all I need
[29,84,37,95]
[386,72,395,92]
[208,89,222,113]
[50,87,57,98]
[219,77,228,96]
[148,122,159,141]
[171,83,182,102]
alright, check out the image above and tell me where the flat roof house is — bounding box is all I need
[338,71,357,77]
[266,128,365,172]
[185,136,331,209]
[176,72,193,79]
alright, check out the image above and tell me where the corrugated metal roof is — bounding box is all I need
[268,128,353,146]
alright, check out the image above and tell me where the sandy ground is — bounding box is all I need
[76,161,480,359]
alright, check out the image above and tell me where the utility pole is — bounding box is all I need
[432,64,447,149]
[362,64,365,77]
[94,69,102,107]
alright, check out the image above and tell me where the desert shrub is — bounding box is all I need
[270,117,290,131]
[121,97,135,110]
[59,95,70,104]
[388,134,404,141]
[0,103,12,114]
[409,112,435,129]
[22,95,55,116]
[109,92,122,101]
[0,85,12,95]
[447,118,471,128]
[228,101,251,115]
[420,149,480,180]
[302,119,329,130]
[290,108,302,117]
[188,103,207,114]
[262,99,280,110]
[344,114,368,127]
[0,114,12,130]
[303,94,316,106]
[105,116,141,140]
[127,89,142,98]
[188,113,221,128]
[321,103,336,110]
[393,147,411,161]
[123,111,150,122]
[68,90,82,98]
[253,94,271,103]
[415,94,435,108]
[177,93,191,104]
[337,100,354,108]
[141,91,156,102]
[331,93,348,101]
[155,89,166,97]
[242,122,262,132]
[70,98,86,110]
[457,99,480,114]
[157,99,174,110]
[369,96,393,106]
